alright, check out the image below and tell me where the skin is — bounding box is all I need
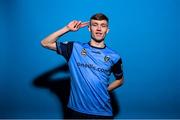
[41,19,123,92]
[88,19,109,48]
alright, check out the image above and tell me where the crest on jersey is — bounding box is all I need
[63,41,68,44]
[81,48,87,56]
[104,55,110,62]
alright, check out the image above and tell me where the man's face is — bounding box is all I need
[89,19,109,42]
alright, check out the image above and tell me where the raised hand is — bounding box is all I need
[66,20,89,31]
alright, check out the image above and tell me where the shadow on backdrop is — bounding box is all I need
[33,63,120,119]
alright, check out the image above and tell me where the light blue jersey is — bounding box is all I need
[56,41,123,116]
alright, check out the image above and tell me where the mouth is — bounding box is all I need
[95,32,103,37]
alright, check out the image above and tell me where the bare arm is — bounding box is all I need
[108,77,123,92]
[41,20,89,51]
[41,26,70,50]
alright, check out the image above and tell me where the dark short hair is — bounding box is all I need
[90,13,109,23]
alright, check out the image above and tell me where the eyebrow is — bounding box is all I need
[91,22,108,26]
[101,23,107,25]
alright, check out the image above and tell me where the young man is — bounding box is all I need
[41,13,123,119]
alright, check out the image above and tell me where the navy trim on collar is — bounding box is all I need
[88,42,106,49]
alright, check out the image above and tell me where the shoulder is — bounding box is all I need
[72,41,88,48]
[105,46,122,63]
[59,41,88,49]
[58,41,79,47]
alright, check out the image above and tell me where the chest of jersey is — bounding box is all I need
[71,44,114,75]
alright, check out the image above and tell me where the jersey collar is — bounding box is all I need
[88,42,106,49]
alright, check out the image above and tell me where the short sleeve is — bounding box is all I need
[112,58,123,79]
[56,41,74,61]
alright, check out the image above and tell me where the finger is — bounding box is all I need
[81,21,89,25]
[82,21,89,24]
[72,20,77,25]
[79,21,89,28]
[74,21,82,30]
[73,20,80,29]
[76,21,82,28]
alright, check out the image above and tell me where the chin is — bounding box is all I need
[94,38,104,43]
[91,35,105,43]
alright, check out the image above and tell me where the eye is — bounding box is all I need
[101,24,107,27]
[92,23,98,26]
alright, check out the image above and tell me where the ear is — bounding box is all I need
[88,25,91,32]
[106,28,110,34]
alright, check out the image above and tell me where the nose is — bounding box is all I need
[97,25,102,31]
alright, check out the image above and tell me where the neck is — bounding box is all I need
[90,39,105,48]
